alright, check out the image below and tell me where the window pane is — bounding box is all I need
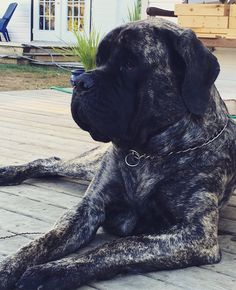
[68,17,72,31]
[39,16,44,30]
[80,3,85,16]
[68,5,72,17]
[74,17,78,31]
[45,16,50,30]
[45,2,50,17]
[51,3,55,16]
[50,17,55,30]
[79,17,84,31]
[39,3,44,15]
[74,6,78,17]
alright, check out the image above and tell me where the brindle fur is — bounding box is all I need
[0,18,235,290]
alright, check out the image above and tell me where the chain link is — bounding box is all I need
[125,119,229,167]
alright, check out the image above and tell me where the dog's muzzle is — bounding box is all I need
[73,72,95,91]
[70,72,111,143]
[71,71,95,125]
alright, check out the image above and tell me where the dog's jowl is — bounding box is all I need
[0,18,235,290]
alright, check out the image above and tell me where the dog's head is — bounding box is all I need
[71,19,220,148]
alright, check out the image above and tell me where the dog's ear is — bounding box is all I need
[168,29,220,115]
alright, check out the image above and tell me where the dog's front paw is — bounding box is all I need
[0,267,11,290]
[16,264,80,290]
[0,257,22,290]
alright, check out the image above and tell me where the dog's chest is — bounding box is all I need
[120,160,164,204]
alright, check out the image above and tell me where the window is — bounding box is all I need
[67,0,85,32]
[39,0,55,30]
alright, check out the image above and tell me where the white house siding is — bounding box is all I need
[0,0,136,43]
[214,49,236,100]
[141,0,236,100]
[0,0,31,43]
[92,0,136,36]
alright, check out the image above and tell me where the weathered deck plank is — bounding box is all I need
[0,183,82,206]
[0,89,235,290]
[147,267,236,290]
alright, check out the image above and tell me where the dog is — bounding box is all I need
[0,18,235,290]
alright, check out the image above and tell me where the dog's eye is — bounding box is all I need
[123,60,136,71]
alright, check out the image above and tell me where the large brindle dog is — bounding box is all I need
[0,18,236,290]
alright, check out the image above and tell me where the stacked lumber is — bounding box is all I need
[175,4,236,39]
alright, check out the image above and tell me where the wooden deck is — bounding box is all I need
[0,89,235,290]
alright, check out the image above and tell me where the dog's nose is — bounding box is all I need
[76,73,95,90]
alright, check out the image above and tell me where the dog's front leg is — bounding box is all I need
[0,145,107,186]
[0,150,118,290]
[16,199,221,290]
[0,197,104,290]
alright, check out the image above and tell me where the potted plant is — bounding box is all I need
[71,29,100,72]
[55,29,100,86]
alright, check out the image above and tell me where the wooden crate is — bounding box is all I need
[175,4,230,16]
[229,16,236,29]
[178,15,229,28]
[230,4,236,17]
[175,4,236,40]
[192,27,236,38]
[192,27,236,34]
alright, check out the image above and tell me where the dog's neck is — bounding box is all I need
[127,86,229,158]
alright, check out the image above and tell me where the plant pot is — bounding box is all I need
[70,68,85,87]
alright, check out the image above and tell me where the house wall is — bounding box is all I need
[141,0,236,100]
[0,0,31,43]
[92,0,136,36]
[0,0,137,43]
[214,49,236,100]
[0,0,136,43]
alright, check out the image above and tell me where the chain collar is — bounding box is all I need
[125,118,229,167]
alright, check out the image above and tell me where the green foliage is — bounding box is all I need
[71,29,100,71]
[128,0,141,22]
[57,29,100,72]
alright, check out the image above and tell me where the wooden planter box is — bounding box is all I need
[229,5,236,29]
[175,4,236,39]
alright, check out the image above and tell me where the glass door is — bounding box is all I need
[33,0,90,43]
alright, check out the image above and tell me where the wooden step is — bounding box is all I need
[0,55,29,65]
[32,61,81,69]
[24,52,78,62]
[0,44,24,56]
[26,47,69,54]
